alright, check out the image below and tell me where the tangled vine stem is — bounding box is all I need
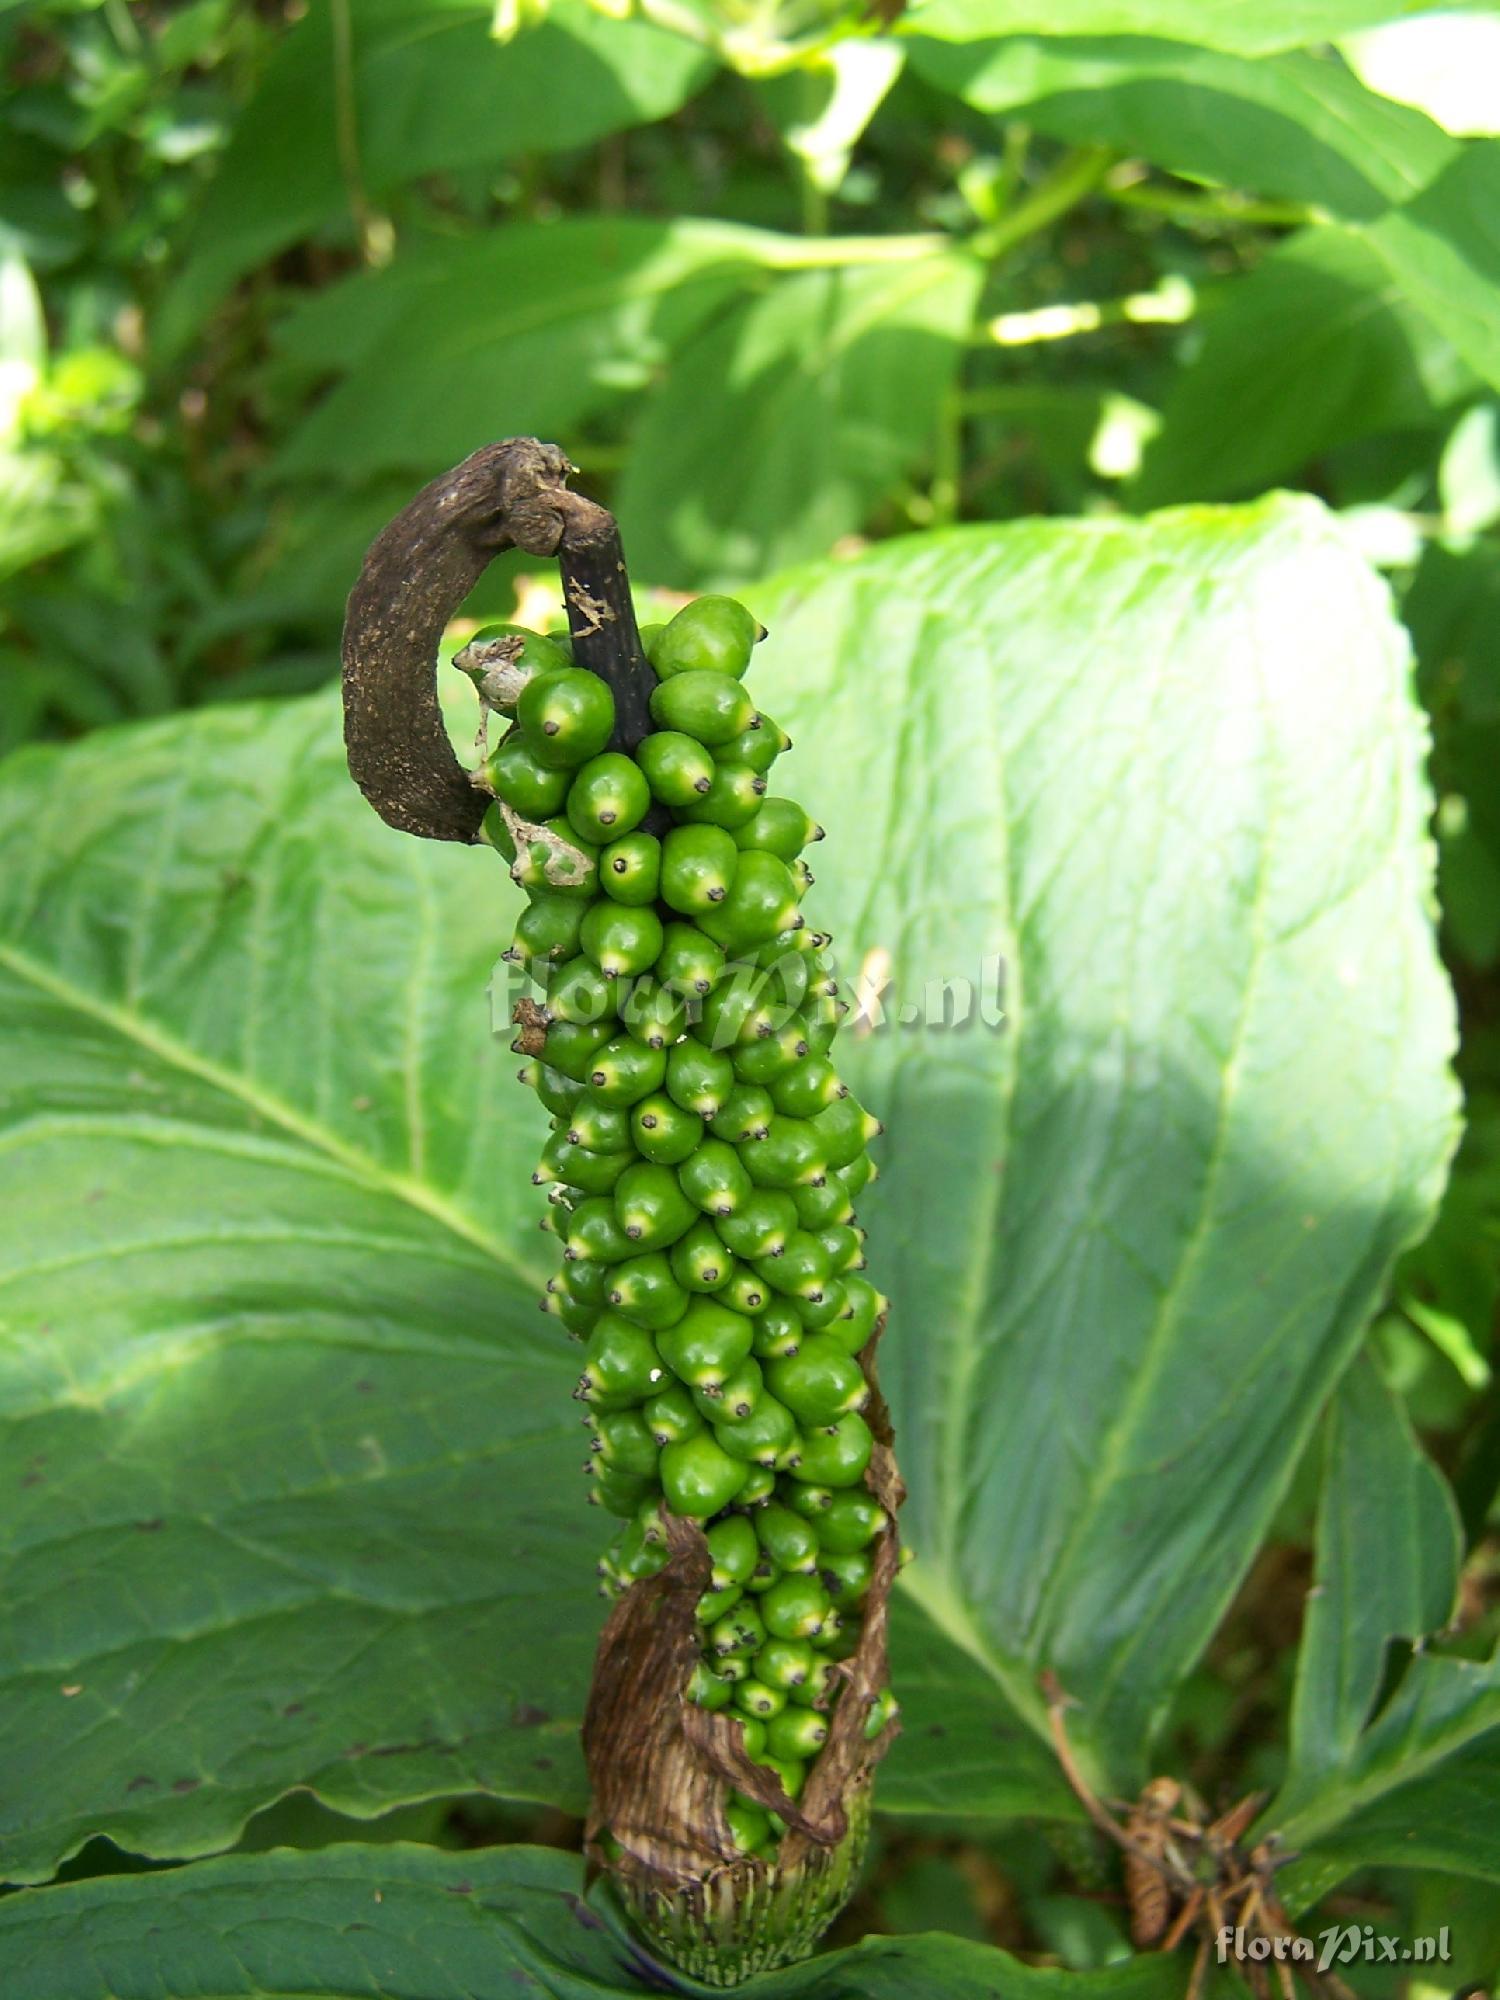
[341,437,656,842]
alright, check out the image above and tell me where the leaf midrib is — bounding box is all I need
[0,940,542,1291]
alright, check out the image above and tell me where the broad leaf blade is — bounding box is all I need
[0,1842,1189,2000]
[1286,1351,1461,1783]
[615,256,982,585]
[1361,141,1500,391]
[906,36,1455,216]
[901,0,1487,60]
[747,494,1457,1783]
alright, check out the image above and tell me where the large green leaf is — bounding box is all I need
[1135,226,1474,505]
[270,219,787,485]
[748,494,1456,1783]
[0,1843,1188,2000]
[1267,1353,1495,1906]
[157,0,712,351]
[615,256,982,586]
[1361,141,1500,392]
[1284,1352,1461,1787]
[0,498,1454,1882]
[906,36,1454,216]
[901,0,1491,60]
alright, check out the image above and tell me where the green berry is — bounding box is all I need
[651,595,759,679]
[590,1464,654,1517]
[755,1229,833,1304]
[486,736,571,817]
[734,797,822,859]
[677,762,765,832]
[765,1706,828,1761]
[566,752,651,843]
[713,1392,797,1466]
[679,1138,753,1218]
[817,1489,885,1553]
[711,1083,775,1145]
[697,851,801,952]
[620,977,688,1050]
[750,1298,804,1360]
[735,1463,778,1506]
[637,730,716,806]
[660,1430,749,1518]
[524,1060,584,1119]
[656,1298,754,1391]
[793,1176,854,1229]
[615,1161,699,1251]
[512,819,599,897]
[580,902,664,979]
[767,1344,868,1429]
[633,1093,705,1167]
[789,1658,840,1709]
[741,1120,828,1193]
[718,714,787,775]
[599,830,662,906]
[755,1638,815,1692]
[723,1797,772,1855]
[670,1216,731,1292]
[736,1677,785,1720]
[661,824,738,915]
[536,1132,633,1196]
[590,1408,659,1480]
[809,1093,880,1171]
[791,1412,872,1488]
[755,1501,819,1573]
[819,1547,873,1610]
[607,1252,689,1329]
[650,670,755,746]
[576,1312,664,1407]
[705,1513,760,1587]
[714,1265,770,1316]
[526,1014,617,1084]
[587,1035,667,1107]
[710,1597,767,1656]
[547,955,615,1028]
[644,1380,704,1447]
[716,1189,797,1261]
[666,1040,735,1118]
[566,1194,634,1264]
[565,1095,632,1152]
[762,1573,832,1641]
[732,1022,810,1085]
[511,894,586,966]
[754,1753,806,1801]
[656,921,725,998]
[518,667,616,769]
[689,1660,734,1711]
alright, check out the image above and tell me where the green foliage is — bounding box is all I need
[1,0,1499,1981]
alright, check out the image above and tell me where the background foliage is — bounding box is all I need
[1,0,1498,1985]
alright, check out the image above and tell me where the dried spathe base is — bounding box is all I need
[583,1329,902,1984]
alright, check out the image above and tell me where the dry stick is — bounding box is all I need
[341,436,658,844]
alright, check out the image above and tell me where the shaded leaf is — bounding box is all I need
[615,255,982,585]
[1361,140,1500,391]
[1135,226,1473,506]
[906,36,1455,216]
[901,0,1486,61]
[0,1841,1189,1999]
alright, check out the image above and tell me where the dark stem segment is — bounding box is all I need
[341,436,656,843]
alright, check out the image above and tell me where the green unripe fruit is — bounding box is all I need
[789,1658,840,1709]
[480,802,517,859]
[793,1176,854,1229]
[718,714,788,775]
[765,1706,828,1762]
[637,730,716,806]
[632,1093,704,1167]
[809,1093,880,1172]
[734,797,822,860]
[660,1431,749,1518]
[864,1687,899,1740]
[815,1223,865,1275]
[524,1061,585,1118]
[736,1678,785,1720]
[580,903,664,979]
[559,1254,612,1307]
[755,1501,820,1573]
[518,668,615,769]
[735,1464,777,1506]
[566,1195,633,1264]
[678,1138,753,1218]
[742,1550,778,1595]
[577,1313,664,1407]
[644,1380,703,1447]
[661,824,738,915]
[714,1266,769,1316]
[762,1573,832,1641]
[791,1412,872,1488]
[599,830,661,906]
[698,972,774,1050]
[717,1189,797,1261]
[650,670,755,746]
[666,1040,735,1119]
[512,820,599,898]
[545,1288,599,1338]
[688,1660,735,1711]
[486,736,571,818]
[732,1022,810,1085]
[652,595,759,678]
[511,894,586,966]
[590,1408,659,1480]
[697,1582,742,1626]
[784,1480,834,1519]
[770,1059,844,1119]
[536,1132,633,1197]
[742,1120,828,1192]
[840,1154,876,1199]
[529,1015,615,1084]
[615,1162,698,1251]
[733,1715,768,1760]
[457,623,570,707]
[656,922,725,999]
[817,1489,885,1554]
[819,1548,873,1609]
[755,1638,815,1692]
[607,1252,689,1329]
[790,857,814,899]
[796,1277,847,1330]
[751,1298,804,1360]
[716,1651,753,1683]
[669,1216,731,1292]
[547,955,615,1028]
[764,1344,868,1424]
[566,753,651,843]
[713,1392,798,1466]
[693,1357,762,1422]
[587,1036,667,1107]
[656,1298,754,1391]
[677,763,765,832]
[711,1598,767,1656]
[590,1465,654,1517]
[723,1798,772,1855]
[754,1753,806,1802]
[757,1230,834,1304]
[565,1095,632,1152]
[698,852,801,954]
[705,1513,760,1588]
[636,621,665,658]
[620,977,688,1050]
[831,1274,884,1352]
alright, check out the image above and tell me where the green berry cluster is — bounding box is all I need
[471,594,896,1860]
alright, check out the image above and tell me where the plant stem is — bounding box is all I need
[972,145,1113,265]
[1104,178,1323,231]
